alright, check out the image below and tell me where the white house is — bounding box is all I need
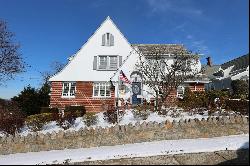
[49,16,206,112]
[205,54,249,91]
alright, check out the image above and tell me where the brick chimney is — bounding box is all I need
[206,56,212,67]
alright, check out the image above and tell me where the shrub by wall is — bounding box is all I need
[83,112,98,127]
[225,99,249,115]
[0,109,25,136]
[26,113,58,132]
[57,111,76,130]
[40,107,59,114]
[103,105,124,124]
[64,105,86,117]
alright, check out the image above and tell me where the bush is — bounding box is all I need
[132,103,151,112]
[0,100,25,135]
[231,80,249,99]
[206,89,230,110]
[11,85,41,116]
[40,107,59,114]
[178,88,230,111]
[103,106,124,124]
[64,105,86,117]
[83,112,98,127]
[225,99,249,115]
[26,113,58,132]
[25,113,51,132]
[178,88,208,110]
[57,111,76,130]
[132,109,150,120]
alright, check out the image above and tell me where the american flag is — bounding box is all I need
[119,70,131,84]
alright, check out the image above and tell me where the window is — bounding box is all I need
[62,82,76,97]
[98,56,118,70]
[177,86,185,99]
[109,56,118,69]
[102,33,114,46]
[99,56,108,70]
[93,82,111,97]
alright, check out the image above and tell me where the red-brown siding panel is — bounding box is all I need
[50,81,206,111]
[50,81,115,112]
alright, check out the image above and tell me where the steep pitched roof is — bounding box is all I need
[201,65,221,79]
[131,44,187,56]
[221,54,249,74]
[49,16,134,82]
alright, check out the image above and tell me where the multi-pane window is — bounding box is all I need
[109,56,118,69]
[98,56,118,70]
[99,56,108,70]
[102,33,114,46]
[93,82,111,97]
[62,82,76,97]
[177,86,185,99]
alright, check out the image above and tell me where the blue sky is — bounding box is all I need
[0,0,249,99]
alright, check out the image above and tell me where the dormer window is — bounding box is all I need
[102,33,114,46]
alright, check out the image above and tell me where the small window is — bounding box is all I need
[177,86,185,99]
[93,82,111,97]
[102,33,114,46]
[62,82,76,97]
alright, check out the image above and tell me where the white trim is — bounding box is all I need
[61,82,76,98]
[92,82,111,98]
[184,80,210,84]
[177,86,185,99]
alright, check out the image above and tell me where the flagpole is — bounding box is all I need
[117,69,120,124]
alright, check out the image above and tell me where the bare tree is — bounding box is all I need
[41,61,65,83]
[0,20,25,84]
[134,45,200,111]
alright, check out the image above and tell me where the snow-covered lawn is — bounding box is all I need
[0,134,248,165]
[0,108,242,137]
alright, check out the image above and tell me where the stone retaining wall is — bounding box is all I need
[0,115,249,155]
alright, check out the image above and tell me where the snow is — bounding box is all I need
[119,109,212,126]
[0,134,248,165]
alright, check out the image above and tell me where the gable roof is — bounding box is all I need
[221,54,249,74]
[131,44,186,56]
[49,16,134,82]
[201,65,221,79]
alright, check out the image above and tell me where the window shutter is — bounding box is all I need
[93,56,97,70]
[110,34,114,46]
[119,56,122,67]
[102,34,105,46]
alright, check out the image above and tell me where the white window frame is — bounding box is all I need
[97,55,118,70]
[62,82,76,98]
[177,86,185,99]
[92,82,111,98]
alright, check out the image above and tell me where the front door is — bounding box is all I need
[132,82,142,105]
